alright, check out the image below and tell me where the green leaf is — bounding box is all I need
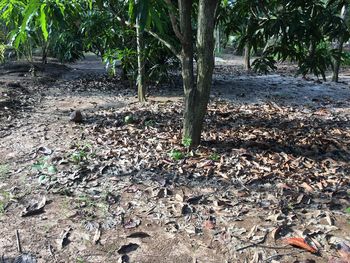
[38,175,47,184]
[128,1,135,22]
[13,0,40,48]
[169,149,184,161]
[32,161,45,170]
[138,0,150,31]
[47,165,58,174]
[150,8,163,34]
[40,3,48,41]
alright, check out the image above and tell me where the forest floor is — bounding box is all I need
[0,54,349,263]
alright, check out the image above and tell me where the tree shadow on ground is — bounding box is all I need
[90,104,349,163]
[204,113,350,162]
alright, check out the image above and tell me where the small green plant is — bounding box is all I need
[169,149,185,161]
[209,153,220,161]
[0,203,5,215]
[182,136,192,148]
[345,207,350,214]
[0,164,9,178]
[32,157,58,175]
[70,150,88,164]
[124,115,134,124]
[76,258,86,263]
[144,119,156,127]
[0,191,11,216]
[69,141,95,164]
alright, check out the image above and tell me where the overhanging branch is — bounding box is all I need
[164,0,184,44]
[144,30,181,59]
[114,16,180,60]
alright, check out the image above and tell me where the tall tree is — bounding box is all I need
[165,0,219,146]
[136,15,146,101]
[332,2,348,82]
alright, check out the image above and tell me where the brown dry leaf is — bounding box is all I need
[124,218,141,229]
[282,237,318,254]
[58,227,72,250]
[21,196,47,217]
[271,226,283,241]
[203,219,216,230]
[93,226,101,244]
[127,232,151,239]
[337,243,350,263]
[117,243,140,254]
[301,182,314,193]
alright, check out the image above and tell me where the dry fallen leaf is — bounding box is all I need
[21,196,47,217]
[58,227,72,250]
[117,243,140,254]
[300,182,314,193]
[203,219,216,230]
[336,243,350,263]
[93,226,101,244]
[127,232,151,239]
[282,237,318,254]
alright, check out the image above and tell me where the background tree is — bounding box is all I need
[329,0,349,82]
[1,0,350,146]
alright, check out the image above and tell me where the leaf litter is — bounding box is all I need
[0,59,349,262]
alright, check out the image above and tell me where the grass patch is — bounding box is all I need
[0,164,9,178]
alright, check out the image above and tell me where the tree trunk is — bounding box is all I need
[332,5,348,82]
[42,44,48,64]
[136,18,146,102]
[41,38,49,64]
[183,0,219,146]
[244,42,251,70]
[178,0,195,141]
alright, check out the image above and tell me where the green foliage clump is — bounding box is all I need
[341,51,350,66]
[182,136,192,148]
[222,0,350,78]
[32,157,58,175]
[169,149,185,161]
[209,153,220,161]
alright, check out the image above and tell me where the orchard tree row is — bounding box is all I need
[0,0,349,146]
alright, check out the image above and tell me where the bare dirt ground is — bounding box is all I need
[0,54,349,263]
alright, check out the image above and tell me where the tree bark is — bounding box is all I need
[183,0,219,146]
[42,43,48,64]
[136,18,146,102]
[332,4,348,82]
[244,42,251,70]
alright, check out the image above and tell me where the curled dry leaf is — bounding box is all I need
[203,220,216,230]
[37,146,53,155]
[93,226,101,244]
[127,232,151,239]
[300,182,314,193]
[21,196,46,217]
[124,218,141,229]
[58,227,72,250]
[282,237,318,254]
[117,243,140,254]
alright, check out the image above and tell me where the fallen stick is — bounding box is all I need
[16,229,22,253]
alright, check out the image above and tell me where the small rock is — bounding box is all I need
[69,110,83,123]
